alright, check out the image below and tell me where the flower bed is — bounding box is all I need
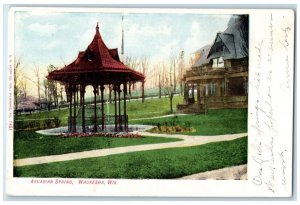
[61,132,142,138]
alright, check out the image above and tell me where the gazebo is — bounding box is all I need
[47,23,145,133]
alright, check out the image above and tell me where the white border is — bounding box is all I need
[4,6,295,198]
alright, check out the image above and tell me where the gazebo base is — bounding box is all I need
[36,125,154,136]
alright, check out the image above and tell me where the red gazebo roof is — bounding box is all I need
[47,23,144,84]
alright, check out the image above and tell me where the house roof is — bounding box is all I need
[207,15,248,60]
[47,23,145,83]
[191,44,211,68]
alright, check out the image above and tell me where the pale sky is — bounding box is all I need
[14,11,231,96]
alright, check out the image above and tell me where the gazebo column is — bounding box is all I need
[68,86,73,133]
[72,86,77,133]
[100,84,105,131]
[80,85,86,133]
[76,88,79,106]
[118,85,122,131]
[93,85,98,132]
[113,84,118,132]
[123,83,128,131]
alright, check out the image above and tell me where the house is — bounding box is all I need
[178,15,248,113]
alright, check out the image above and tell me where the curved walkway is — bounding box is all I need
[13,132,247,167]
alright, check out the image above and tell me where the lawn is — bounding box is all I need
[15,95,183,126]
[131,108,248,135]
[13,131,182,159]
[14,136,247,179]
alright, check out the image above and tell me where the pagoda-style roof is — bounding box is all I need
[47,23,145,84]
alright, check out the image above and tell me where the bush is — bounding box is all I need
[14,118,61,131]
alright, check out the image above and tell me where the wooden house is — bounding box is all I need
[178,15,248,113]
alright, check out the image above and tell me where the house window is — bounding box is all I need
[215,40,224,52]
[221,80,225,96]
[205,84,209,96]
[212,57,224,68]
[210,82,216,96]
[218,57,224,67]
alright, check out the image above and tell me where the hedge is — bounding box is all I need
[14,118,61,131]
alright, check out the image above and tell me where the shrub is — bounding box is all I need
[14,118,61,131]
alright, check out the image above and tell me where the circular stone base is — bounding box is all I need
[36,125,154,136]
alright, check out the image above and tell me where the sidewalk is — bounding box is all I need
[14,132,247,167]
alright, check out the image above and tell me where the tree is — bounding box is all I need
[158,72,162,99]
[13,57,30,110]
[153,63,164,99]
[140,57,149,103]
[43,79,48,101]
[159,51,180,113]
[20,78,28,98]
[124,56,140,99]
[46,64,59,107]
[34,66,41,102]
[14,57,22,110]
[178,50,185,96]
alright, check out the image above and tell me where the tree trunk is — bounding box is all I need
[180,80,183,96]
[141,81,145,103]
[158,74,161,99]
[14,90,18,111]
[170,93,173,113]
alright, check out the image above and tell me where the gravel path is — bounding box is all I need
[14,132,247,167]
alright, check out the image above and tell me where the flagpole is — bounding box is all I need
[121,13,124,62]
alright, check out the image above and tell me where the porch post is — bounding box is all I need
[100,84,105,131]
[197,83,201,104]
[191,84,195,99]
[224,74,228,96]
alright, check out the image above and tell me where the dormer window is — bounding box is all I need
[216,42,224,52]
[212,57,224,68]
[215,37,224,53]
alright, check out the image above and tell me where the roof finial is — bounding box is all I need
[96,22,99,32]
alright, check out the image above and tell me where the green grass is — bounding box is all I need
[126,96,182,119]
[15,108,70,126]
[131,108,248,135]
[13,131,182,159]
[14,136,247,179]
[15,95,183,126]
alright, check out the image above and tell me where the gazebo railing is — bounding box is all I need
[68,115,128,132]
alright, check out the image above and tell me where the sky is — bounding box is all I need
[14,10,231,96]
